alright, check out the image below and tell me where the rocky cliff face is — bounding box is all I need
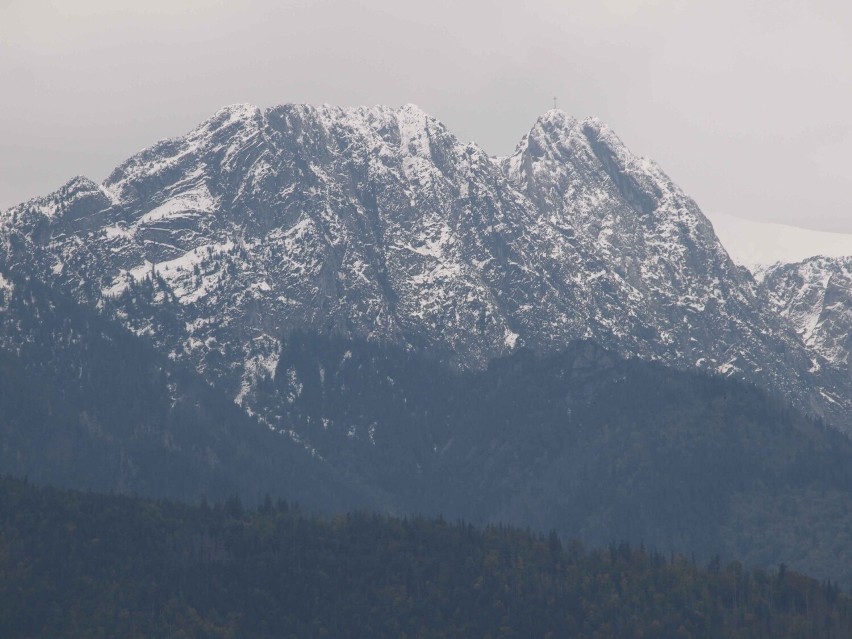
[501,112,812,387]
[760,257,852,383]
[1,103,847,429]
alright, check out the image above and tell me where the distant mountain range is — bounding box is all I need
[4,104,852,585]
[2,103,850,430]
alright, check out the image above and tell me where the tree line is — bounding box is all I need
[2,477,851,639]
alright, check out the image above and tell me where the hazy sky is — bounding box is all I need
[2,0,850,230]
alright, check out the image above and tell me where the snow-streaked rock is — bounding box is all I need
[1,103,850,430]
[760,256,852,375]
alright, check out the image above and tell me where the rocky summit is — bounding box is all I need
[1,103,849,430]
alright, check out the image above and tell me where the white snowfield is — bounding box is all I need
[707,212,852,273]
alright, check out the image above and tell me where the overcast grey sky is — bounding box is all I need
[2,0,850,230]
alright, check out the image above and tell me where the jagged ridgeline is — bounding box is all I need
[1,103,849,430]
[2,477,851,639]
[5,104,852,595]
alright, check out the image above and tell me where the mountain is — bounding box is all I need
[6,112,852,582]
[759,256,852,378]
[700,215,852,415]
[7,102,852,633]
[499,112,831,418]
[1,103,848,429]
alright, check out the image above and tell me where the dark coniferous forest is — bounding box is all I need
[2,477,851,639]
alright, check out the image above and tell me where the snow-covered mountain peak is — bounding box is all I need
[515,110,581,159]
[3,103,852,432]
[537,108,579,127]
[205,103,263,126]
[512,112,665,190]
[186,103,264,147]
[518,111,628,158]
[506,111,696,227]
[62,175,101,191]
[394,103,444,158]
[397,102,430,117]
[94,102,472,204]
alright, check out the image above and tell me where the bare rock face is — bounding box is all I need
[1,104,849,430]
[760,257,852,386]
[501,112,812,392]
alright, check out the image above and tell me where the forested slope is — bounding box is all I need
[2,477,850,639]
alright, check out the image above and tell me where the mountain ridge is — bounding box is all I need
[2,102,850,430]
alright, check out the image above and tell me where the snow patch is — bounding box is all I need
[101,240,234,301]
[137,186,215,225]
[504,329,519,349]
[0,272,12,306]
